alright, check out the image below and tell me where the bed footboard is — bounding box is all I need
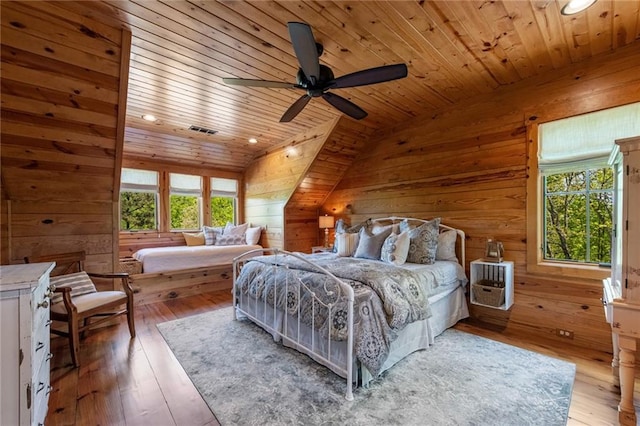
[232,249,355,401]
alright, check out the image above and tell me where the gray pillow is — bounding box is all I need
[354,227,392,260]
[400,218,441,264]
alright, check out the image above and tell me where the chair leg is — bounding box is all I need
[68,317,81,367]
[127,297,136,338]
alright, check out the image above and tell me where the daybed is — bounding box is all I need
[232,217,469,400]
[128,224,262,305]
[133,244,262,274]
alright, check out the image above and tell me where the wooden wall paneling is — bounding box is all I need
[284,117,376,251]
[322,43,640,353]
[0,3,129,272]
[245,119,339,250]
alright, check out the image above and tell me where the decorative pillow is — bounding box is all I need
[223,222,249,236]
[436,229,458,262]
[381,231,410,265]
[335,232,359,257]
[245,226,262,245]
[400,218,441,264]
[183,231,205,246]
[335,218,372,234]
[202,226,223,245]
[215,234,246,246]
[354,227,392,260]
[49,272,96,304]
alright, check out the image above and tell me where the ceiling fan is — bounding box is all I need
[222,22,408,123]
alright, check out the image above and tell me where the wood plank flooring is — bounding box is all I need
[47,289,639,425]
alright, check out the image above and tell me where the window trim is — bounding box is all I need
[119,166,241,234]
[526,123,609,280]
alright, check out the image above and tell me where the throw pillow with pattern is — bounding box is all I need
[400,218,441,264]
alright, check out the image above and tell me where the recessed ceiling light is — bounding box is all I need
[142,114,157,122]
[248,138,258,144]
[561,0,597,15]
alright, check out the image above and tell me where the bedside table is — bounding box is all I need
[311,246,333,254]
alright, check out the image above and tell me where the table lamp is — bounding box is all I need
[318,214,335,248]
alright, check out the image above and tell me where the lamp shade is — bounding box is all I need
[319,215,334,229]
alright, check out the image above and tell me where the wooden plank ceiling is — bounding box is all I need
[53,0,640,172]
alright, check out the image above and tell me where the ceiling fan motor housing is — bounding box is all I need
[296,65,334,97]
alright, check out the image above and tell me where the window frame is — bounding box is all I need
[169,172,203,231]
[119,166,242,235]
[526,124,610,280]
[542,168,613,264]
[119,168,160,231]
[210,177,238,227]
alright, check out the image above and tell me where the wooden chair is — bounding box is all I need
[24,251,135,367]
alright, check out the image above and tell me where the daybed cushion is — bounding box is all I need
[133,244,262,274]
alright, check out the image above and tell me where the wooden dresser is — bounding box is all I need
[602,136,640,425]
[0,262,56,426]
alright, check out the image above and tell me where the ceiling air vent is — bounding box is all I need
[188,125,218,135]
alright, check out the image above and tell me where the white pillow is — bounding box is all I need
[335,232,359,257]
[224,222,249,236]
[381,231,410,265]
[245,226,262,245]
[436,229,458,262]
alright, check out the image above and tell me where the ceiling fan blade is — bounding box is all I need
[288,22,320,83]
[222,78,297,89]
[330,63,408,89]
[322,92,367,120]
[280,95,312,122]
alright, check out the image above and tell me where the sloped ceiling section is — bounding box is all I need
[41,1,640,172]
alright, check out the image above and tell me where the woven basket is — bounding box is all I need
[118,257,142,275]
[472,283,505,307]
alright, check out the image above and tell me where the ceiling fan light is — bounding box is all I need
[561,0,597,15]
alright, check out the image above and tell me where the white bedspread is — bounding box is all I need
[133,244,262,273]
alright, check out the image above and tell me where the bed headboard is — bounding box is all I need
[367,216,466,267]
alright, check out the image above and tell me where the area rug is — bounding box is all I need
[157,307,575,426]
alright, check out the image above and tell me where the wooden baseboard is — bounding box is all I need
[129,265,233,306]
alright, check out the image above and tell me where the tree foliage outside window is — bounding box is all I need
[170,195,200,230]
[543,168,613,264]
[120,192,157,230]
[211,196,234,226]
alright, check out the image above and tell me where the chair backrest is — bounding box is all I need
[24,251,86,277]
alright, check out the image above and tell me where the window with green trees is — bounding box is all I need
[543,168,613,264]
[534,103,638,271]
[210,177,237,226]
[170,173,202,230]
[120,168,158,230]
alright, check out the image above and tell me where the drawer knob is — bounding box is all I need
[37,300,49,309]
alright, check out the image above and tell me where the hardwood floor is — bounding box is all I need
[47,290,639,425]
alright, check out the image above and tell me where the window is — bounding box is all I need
[528,102,639,276]
[120,168,159,230]
[170,173,202,230]
[210,177,237,226]
[543,168,613,264]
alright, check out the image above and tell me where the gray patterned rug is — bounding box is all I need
[157,307,575,426]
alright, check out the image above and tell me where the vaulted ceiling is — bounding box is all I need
[55,1,640,172]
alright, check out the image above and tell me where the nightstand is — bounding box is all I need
[311,246,333,254]
[469,259,514,310]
